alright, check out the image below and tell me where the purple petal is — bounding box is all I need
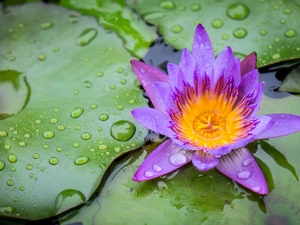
[255,114,300,139]
[133,139,193,181]
[131,108,174,138]
[214,47,241,85]
[192,24,214,76]
[167,63,184,91]
[216,147,268,195]
[179,48,196,86]
[131,60,168,111]
[192,151,219,172]
[240,52,257,76]
[238,69,260,98]
[154,82,174,111]
[211,115,272,156]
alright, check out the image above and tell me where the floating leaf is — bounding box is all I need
[0,3,148,220]
[278,66,300,93]
[60,0,157,58]
[128,0,300,67]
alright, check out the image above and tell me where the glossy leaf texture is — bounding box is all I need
[128,0,300,67]
[60,0,157,58]
[58,72,300,225]
[0,3,148,220]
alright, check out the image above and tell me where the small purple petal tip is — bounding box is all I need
[216,147,268,195]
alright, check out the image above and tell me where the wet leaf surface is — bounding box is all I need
[0,3,148,220]
[128,0,300,67]
[60,0,157,58]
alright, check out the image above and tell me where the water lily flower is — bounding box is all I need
[130,24,300,195]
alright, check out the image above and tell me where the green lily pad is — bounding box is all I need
[0,3,148,220]
[60,0,157,59]
[128,0,300,67]
[279,65,300,93]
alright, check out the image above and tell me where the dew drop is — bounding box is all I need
[57,125,66,131]
[24,133,31,138]
[70,107,84,118]
[233,28,247,38]
[50,118,58,124]
[260,29,267,36]
[98,144,107,150]
[13,197,19,202]
[0,131,8,137]
[43,130,55,139]
[285,29,296,38]
[90,104,98,109]
[76,28,98,46]
[169,153,187,166]
[41,22,53,29]
[4,145,10,150]
[153,164,162,172]
[117,105,124,110]
[38,54,47,61]
[9,56,16,61]
[19,186,25,191]
[99,113,109,121]
[69,15,78,23]
[237,170,252,180]
[274,38,280,43]
[73,143,80,148]
[8,153,17,163]
[221,34,230,40]
[49,157,59,165]
[81,132,92,140]
[0,206,15,213]
[283,8,292,14]
[35,119,42,124]
[74,156,90,165]
[114,146,121,153]
[242,158,254,166]
[84,81,92,88]
[33,153,40,159]
[160,1,175,10]
[7,179,14,186]
[26,164,33,170]
[120,79,127,84]
[144,171,154,178]
[251,186,261,192]
[227,3,249,20]
[110,120,136,142]
[211,19,223,28]
[190,3,201,11]
[97,72,104,77]
[272,53,281,60]
[117,67,124,73]
[171,25,183,33]
[52,47,59,52]
[19,141,26,147]
[0,160,5,171]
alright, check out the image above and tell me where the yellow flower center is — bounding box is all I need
[170,77,254,150]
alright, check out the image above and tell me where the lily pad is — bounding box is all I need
[278,65,300,93]
[0,3,148,220]
[60,0,157,58]
[128,0,300,67]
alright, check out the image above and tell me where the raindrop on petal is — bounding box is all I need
[144,171,154,178]
[237,170,252,180]
[169,153,187,166]
[152,164,162,172]
[242,158,254,166]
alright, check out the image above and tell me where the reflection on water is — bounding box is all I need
[0,70,31,120]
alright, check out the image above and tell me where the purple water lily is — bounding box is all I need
[130,24,300,195]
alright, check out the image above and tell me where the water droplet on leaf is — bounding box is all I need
[43,131,54,139]
[71,107,84,118]
[76,28,98,46]
[110,120,136,142]
[74,156,90,165]
[285,29,296,38]
[8,153,17,163]
[227,3,249,20]
[160,1,175,10]
[233,28,247,38]
[49,157,59,165]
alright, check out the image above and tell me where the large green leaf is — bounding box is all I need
[128,0,300,67]
[59,79,300,224]
[60,0,157,59]
[0,3,148,220]
[279,65,300,93]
